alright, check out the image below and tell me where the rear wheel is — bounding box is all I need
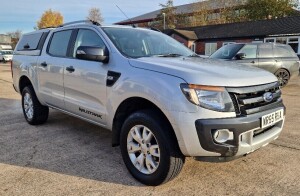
[120,110,185,186]
[22,86,49,125]
[275,69,290,87]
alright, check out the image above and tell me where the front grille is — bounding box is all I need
[227,82,282,116]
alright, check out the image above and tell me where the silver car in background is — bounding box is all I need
[210,43,300,87]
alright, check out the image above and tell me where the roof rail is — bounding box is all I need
[59,20,101,27]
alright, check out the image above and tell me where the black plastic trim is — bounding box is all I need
[195,104,285,157]
[226,82,279,94]
[67,29,79,58]
[106,71,121,87]
[37,32,50,55]
[194,155,244,162]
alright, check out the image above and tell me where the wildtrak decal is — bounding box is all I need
[79,107,102,119]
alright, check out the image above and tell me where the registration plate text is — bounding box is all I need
[261,109,284,129]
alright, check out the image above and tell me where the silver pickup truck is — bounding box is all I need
[12,21,285,185]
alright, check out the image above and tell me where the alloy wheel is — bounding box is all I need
[276,70,290,87]
[127,125,160,174]
[23,93,34,119]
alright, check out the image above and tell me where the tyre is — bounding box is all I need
[275,69,290,87]
[120,110,185,186]
[22,86,49,125]
[2,58,6,63]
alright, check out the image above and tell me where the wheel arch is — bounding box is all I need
[19,75,33,93]
[276,67,290,76]
[111,97,178,149]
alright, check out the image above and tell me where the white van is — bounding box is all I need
[0,45,13,62]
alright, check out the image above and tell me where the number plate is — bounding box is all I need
[261,109,284,129]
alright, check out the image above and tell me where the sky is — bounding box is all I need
[0,0,191,34]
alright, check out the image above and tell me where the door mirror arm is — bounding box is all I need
[235,53,246,60]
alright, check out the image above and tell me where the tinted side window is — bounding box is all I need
[73,29,105,57]
[258,44,273,58]
[273,45,297,58]
[48,30,72,57]
[16,32,44,51]
[238,44,257,59]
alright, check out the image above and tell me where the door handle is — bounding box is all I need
[40,62,47,67]
[66,66,75,73]
[251,61,255,64]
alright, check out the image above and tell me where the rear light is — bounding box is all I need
[10,60,13,78]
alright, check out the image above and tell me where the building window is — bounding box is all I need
[223,42,235,46]
[287,37,299,54]
[264,37,300,54]
[252,40,263,43]
[276,37,287,44]
[205,43,217,56]
[264,38,276,43]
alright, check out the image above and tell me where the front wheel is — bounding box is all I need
[275,69,290,87]
[120,110,185,186]
[22,86,49,125]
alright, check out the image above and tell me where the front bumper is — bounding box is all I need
[195,105,285,157]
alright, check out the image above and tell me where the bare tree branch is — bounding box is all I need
[87,8,104,24]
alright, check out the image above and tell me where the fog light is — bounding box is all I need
[213,129,234,143]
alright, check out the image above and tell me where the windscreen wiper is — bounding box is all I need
[154,53,182,57]
[188,54,200,57]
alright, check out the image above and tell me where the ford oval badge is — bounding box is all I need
[263,92,274,102]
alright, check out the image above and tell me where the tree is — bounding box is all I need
[36,9,63,29]
[6,30,22,49]
[245,0,299,20]
[87,8,104,24]
[157,0,177,29]
[190,0,245,27]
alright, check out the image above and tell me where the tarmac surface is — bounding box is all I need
[0,62,299,195]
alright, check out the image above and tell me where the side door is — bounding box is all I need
[63,28,108,125]
[257,44,275,73]
[235,44,259,67]
[37,29,73,109]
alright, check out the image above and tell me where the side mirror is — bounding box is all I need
[76,46,109,63]
[235,53,246,60]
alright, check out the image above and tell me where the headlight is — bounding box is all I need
[180,84,235,112]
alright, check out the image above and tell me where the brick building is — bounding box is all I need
[115,0,246,27]
[164,16,300,56]
[0,34,11,45]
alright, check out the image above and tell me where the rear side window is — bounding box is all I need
[16,32,44,51]
[48,30,72,57]
[258,44,273,58]
[273,45,297,58]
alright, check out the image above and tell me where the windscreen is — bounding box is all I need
[102,27,194,58]
[210,44,244,59]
